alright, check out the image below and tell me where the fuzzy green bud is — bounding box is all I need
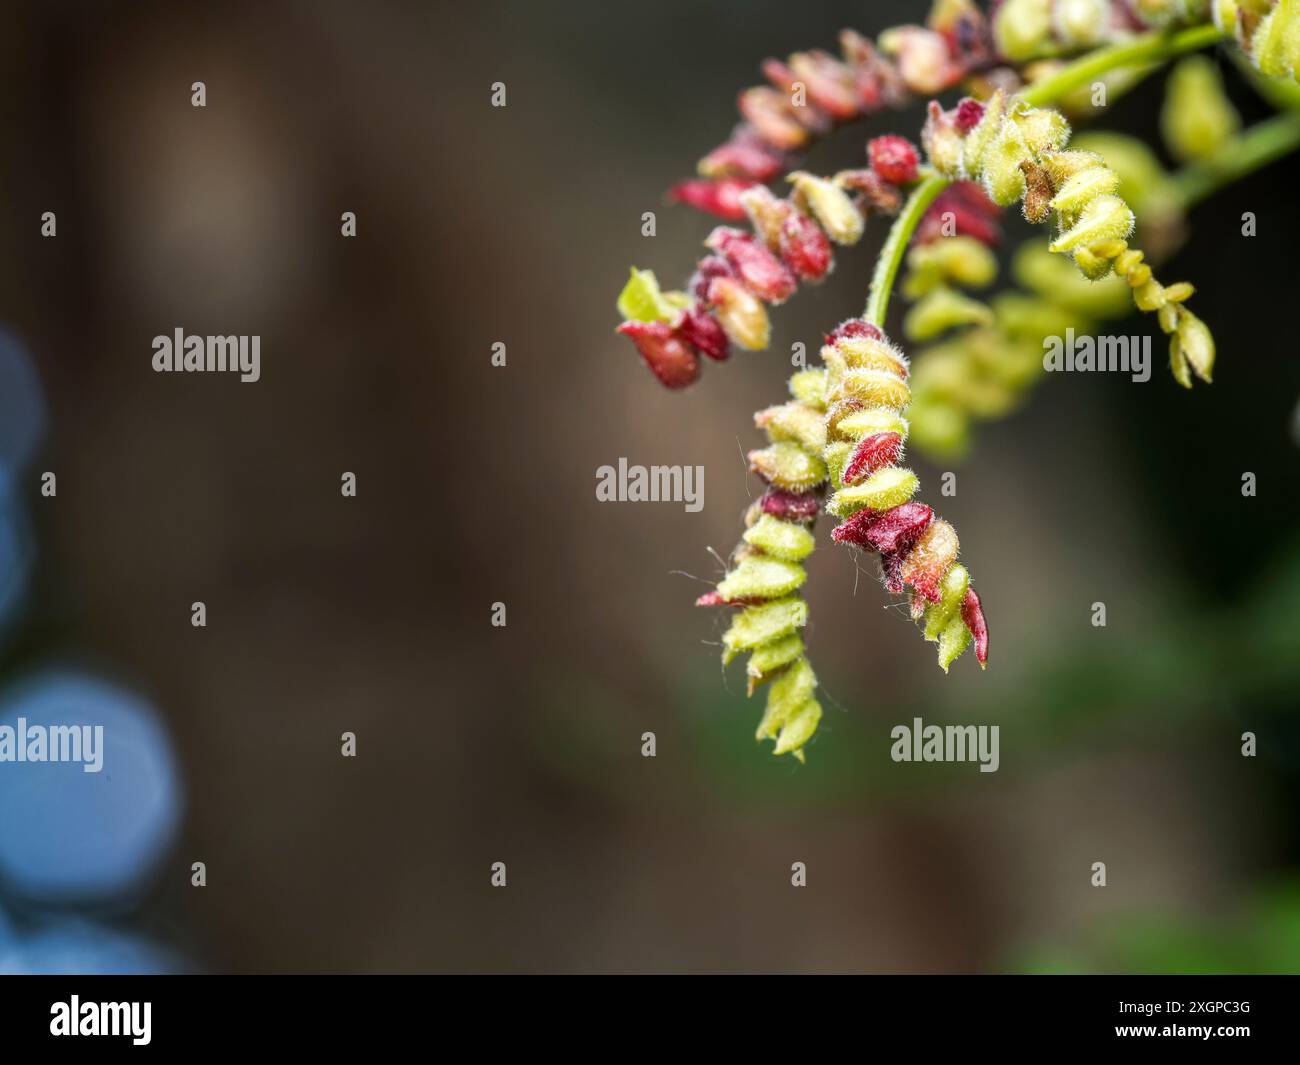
[981,120,1031,206]
[1175,311,1215,382]
[994,0,1053,62]
[829,467,920,517]
[1049,165,1121,216]
[1049,194,1135,252]
[743,514,816,562]
[721,598,808,662]
[904,287,995,342]
[749,441,827,492]
[1162,56,1241,162]
[717,556,807,601]
[788,368,828,408]
[789,171,864,245]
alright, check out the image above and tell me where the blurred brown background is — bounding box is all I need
[1,0,1298,972]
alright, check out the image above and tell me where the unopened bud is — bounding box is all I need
[779,209,834,281]
[706,227,798,303]
[1161,56,1241,163]
[1049,194,1135,252]
[1176,311,1215,383]
[789,171,864,244]
[1052,0,1109,46]
[993,0,1053,62]
[879,27,955,94]
[708,276,772,350]
[868,134,921,185]
[616,320,700,389]
[922,100,965,177]
[678,304,730,361]
[668,177,758,220]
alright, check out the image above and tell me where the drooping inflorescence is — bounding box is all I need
[605,0,1300,762]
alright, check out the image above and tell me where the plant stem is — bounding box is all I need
[1171,111,1300,207]
[864,174,947,326]
[1020,23,1227,107]
[865,22,1229,327]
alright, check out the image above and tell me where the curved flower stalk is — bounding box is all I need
[617,139,923,387]
[922,90,1217,386]
[696,316,990,760]
[672,1,995,220]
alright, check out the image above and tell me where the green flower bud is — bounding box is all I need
[755,657,816,742]
[829,467,920,517]
[906,236,999,295]
[1012,106,1071,156]
[788,368,828,408]
[904,286,995,342]
[789,171,864,245]
[709,276,771,350]
[924,564,970,641]
[937,613,973,672]
[962,89,1007,179]
[1252,0,1300,80]
[834,408,910,442]
[822,440,853,487]
[717,556,807,602]
[1176,311,1215,382]
[994,0,1053,62]
[1072,245,1114,280]
[756,401,827,451]
[1049,194,1135,252]
[721,598,808,663]
[1039,149,1105,188]
[746,634,804,686]
[981,120,1031,206]
[1048,165,1121,216]
[1161,56,1241,162]
[743,514,816,562]
[771,699,822,759]
[748,441,827,492]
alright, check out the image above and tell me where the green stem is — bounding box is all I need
[1170,111,1300,207]
[1020,23,1228,107]
[865,173,948,326]
[865,22,1228,327]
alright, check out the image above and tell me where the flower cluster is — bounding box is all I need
[696,316,990,760]
[923,90,1216,385]
[819,322,988,672]
[695,368,829,760]
[617,137,924,387]
[670,0,995,220]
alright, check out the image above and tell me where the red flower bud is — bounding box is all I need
[961,586,989,666]
[689,256,735,302]
[832,501,933,554]
[778,210,833,281]
[678,304,729,361]
[842,431,903,485]
[954,97,986,134]
[698,132,785,182]
[868,135,920,185]
[825,318,883,344]
[788,50,860,121]
[706,227,798,304]
[760,488,821,523]
[617,320,700,390]
[668,177,758,220]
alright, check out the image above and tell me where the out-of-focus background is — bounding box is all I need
[0,0,1297,973]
